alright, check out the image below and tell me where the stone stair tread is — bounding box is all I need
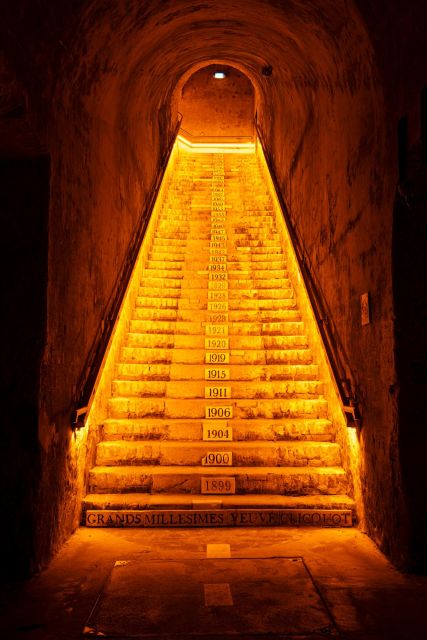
[90,464,346,476]
[83,492,355,510]
[82,151,354,525]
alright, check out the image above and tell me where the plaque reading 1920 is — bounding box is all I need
[201,477,236,494]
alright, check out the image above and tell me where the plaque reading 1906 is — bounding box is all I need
[205,405,233,419]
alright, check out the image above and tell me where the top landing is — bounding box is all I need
[177,131,256,154]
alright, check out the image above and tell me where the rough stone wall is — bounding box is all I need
[179,64,254,137]
[0,0,426,576]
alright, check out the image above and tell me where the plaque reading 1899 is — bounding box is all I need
[201,477,236,494]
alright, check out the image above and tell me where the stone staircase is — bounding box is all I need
[83,150,355,528]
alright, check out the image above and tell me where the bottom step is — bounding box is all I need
[83,494,355,528]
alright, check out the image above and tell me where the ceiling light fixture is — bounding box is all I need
[214,71,227,79]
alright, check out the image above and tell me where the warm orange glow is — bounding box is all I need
[82,140,358,528]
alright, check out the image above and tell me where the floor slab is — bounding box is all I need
[2,527,427,639]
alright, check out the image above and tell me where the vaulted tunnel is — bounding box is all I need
[1,0,426,578]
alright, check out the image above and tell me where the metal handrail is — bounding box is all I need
[255,121,361,428]
[71,115,182,428]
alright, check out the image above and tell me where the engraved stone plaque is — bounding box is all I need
[205,405,233,419]
[201,477,236,494]
[205,337,229,349]
[207,301,229,310]
[204,386,231,399]
[208,281,228,291]
[205,368,230,380]
[207,312,228,322]
[202,421,232,440]
[205,352,230,364]
[202,452,232,466]
[205,324,228,335]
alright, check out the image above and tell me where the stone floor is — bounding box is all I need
[2,526,427,639]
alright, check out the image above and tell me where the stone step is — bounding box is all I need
[95,440,341,467]
[111,379,323,399]
[128,320,305,336]
[101,417,335,442]
[136,288,295,300]
[83,492,354,512]
[115,363,319,381]
[88,465,348,495]
[120,346,313,365]
[132,307,302,322]
[125,334,309,350]
[107,397,328,420]
[82,493,355,527]
[138,277,293,290]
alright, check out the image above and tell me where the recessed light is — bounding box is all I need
[213,71,227,79]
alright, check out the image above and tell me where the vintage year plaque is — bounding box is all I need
[202,452,232,466]
[205,368,230,380]
[208,281,228,290]
[202,421,232,440]
[208,290,228,300]
[205,352,230,364]
[201,477,236,494]
[204,386,231,399]
[205,324,228,335]
[211,235,227,242]
[208,298,228,311]
[208,263,227,271]
[210,241,226,248]
[205,405,233,419]
[205,337,229,349]
[207,312,228,322]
